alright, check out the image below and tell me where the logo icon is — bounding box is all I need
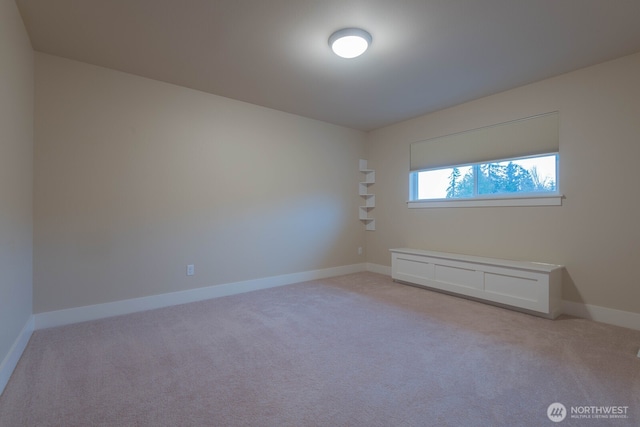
[547,402,567,422]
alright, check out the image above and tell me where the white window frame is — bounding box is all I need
[408,153,563,208]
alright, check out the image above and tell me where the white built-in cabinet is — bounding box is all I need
[390,248,564,318]
[359,159,375,231]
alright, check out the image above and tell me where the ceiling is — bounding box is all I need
[16,0,640,131]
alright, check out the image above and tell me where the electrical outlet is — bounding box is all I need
[186,264,195,276]
[358,246,363,255]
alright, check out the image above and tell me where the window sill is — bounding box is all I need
[407,194,563,208]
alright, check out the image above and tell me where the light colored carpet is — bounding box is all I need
[1,272,639,426]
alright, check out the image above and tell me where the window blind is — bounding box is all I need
[410,112,559,171]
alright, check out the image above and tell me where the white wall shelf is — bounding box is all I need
[359,159,375,231]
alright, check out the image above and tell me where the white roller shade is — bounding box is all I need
[410,112,559,171]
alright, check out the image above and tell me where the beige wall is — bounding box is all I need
[27,38,640,317]
[34,53,366,313]
[0,0,34,361]
[366,52,640,314]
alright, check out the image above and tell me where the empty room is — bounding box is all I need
[1,0,640,425]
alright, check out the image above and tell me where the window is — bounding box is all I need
[409,153,561,207]
[408,112,562,208]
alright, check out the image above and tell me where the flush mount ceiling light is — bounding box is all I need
[328,28,372,59]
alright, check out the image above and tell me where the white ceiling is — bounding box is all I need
[16,0,640,131]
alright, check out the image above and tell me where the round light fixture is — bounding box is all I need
[328,28,372,59]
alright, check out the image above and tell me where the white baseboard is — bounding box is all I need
[31,262,640,332]
[562,300,640,331]
[365,263,391,276]
[372,260,639,331]
[0,316,34,396]
[34,263,367,330]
